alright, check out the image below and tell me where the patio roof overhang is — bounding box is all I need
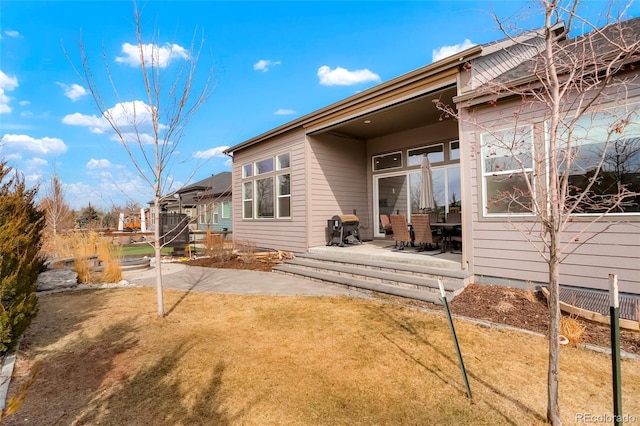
[224,46,482,154]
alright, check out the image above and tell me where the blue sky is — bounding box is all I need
[1,1,637,210]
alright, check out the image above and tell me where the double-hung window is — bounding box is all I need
[242,152,291,219]
[481,125,534,215]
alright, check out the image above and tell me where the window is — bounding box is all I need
[198,203,218,224]
[277,174,291,218]
[242,152,291,219]
[221,201,231,219]
[408,144,444,166]
[256,177,274,218]
[450,140,460,161]
[242,164,253,178]
[560,107,640,214]
[242,182,253,219]
[481,126,534,215]
[373,151,402,171]
[255,158,274,174]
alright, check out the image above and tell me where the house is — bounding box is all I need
[148,171,232,232]
[225,20,639,294]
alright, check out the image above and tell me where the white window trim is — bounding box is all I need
[481,124,535,217]
[276,174,291,219]
[221,201,231,219]
[242,151,291,220]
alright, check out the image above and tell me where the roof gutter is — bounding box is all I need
[224,45,483,154]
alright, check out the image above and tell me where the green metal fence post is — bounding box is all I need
[438,278,472,399]
[609,274,622,426]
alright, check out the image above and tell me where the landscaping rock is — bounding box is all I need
[37,269,78,292]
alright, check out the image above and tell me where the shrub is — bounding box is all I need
[560,315,586,346]
[0,162,45,354]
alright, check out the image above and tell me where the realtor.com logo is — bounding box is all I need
[576,413,637,423]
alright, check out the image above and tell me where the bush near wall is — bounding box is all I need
[0,162,45,354]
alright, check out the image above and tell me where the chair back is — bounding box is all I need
[411,214,435,245]
[429,212,439,225]
[380,214,393,235]
[446,212,461,224]
[389,215,411,244]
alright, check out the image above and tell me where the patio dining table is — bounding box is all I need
[430,222,461,253]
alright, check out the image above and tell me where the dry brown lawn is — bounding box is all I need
[4,287,640,425]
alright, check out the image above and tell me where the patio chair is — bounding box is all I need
[389,214,412,249]
[411,214,442,250]
[379,214,393,236]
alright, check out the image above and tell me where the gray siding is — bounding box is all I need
[231,128,307,253]
[307,134,368,246]
[468,38,545,90]
[462,84,640,294]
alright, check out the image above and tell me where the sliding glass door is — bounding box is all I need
[374,166,461,237]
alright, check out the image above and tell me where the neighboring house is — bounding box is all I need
[225,21,639,294]
[148,171,232,232]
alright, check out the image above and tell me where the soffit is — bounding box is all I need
[309,85,457,140]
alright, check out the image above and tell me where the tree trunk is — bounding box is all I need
[547,241,562,425]
[154,196,164,317]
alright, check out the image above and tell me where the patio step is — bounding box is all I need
[273,253,472,303]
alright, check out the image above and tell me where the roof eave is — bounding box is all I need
[224,45,483,155]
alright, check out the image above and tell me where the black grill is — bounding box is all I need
[327,214,361,247]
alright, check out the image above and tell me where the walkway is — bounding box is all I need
[122,261,367,298]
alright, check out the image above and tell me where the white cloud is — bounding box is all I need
[3,30,22,38]
[62,100,161,144]
[86,158,112,169]
[193,146,229,159]
[0,70,19,114]
[56,82,88,101]
[18,100,30,106]
[24,173,43,186]
[253,59,281,72]
[116,42,189,68]
[0,134,67,155]
[27,157,48,168]
[3,152,21,161]
[274,108,294,115]
[432,39,476,62]
[224,158,232,168]
[317,65,381,86]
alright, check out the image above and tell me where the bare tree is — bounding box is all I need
[438,1,639,423]
[39,172,73,235]
[69,3,215,316]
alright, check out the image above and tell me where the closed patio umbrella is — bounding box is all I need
[420,154,435,211]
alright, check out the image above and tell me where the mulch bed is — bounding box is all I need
[185,256,275,272]
[449,284,640,355]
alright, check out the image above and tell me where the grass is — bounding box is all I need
[120,245,173,257]
[5,288,640,425]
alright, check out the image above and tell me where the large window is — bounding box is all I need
[561,107,640,214]
[481,125,534,215]
[242,152,291,219]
